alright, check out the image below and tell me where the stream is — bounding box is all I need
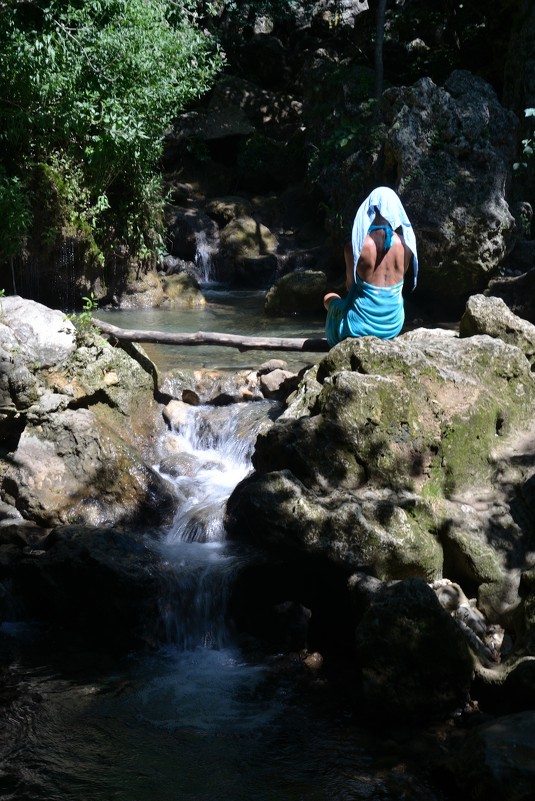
[0,291,456,801]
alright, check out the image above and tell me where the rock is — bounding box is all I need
[383,71,518,297]
[164,206,220,263]
[0,523,172,649]
[0,296,76,367]
[114,267,165,309]
[259,368,299,400]
[486,265,535,324]
[268,600,312,651]
[320,70,518,301]
[460,293,535,366]
[161,272,206,307]
[354,578,474,722]
[0,298,176,528]
[226,304,535,699]
[447,711,535,801]
[163,399,192,429]
[264,270,328,315]
[205,196,253,227]
[204,77,303,144]
[257,358,288,374]
[239,34,288,89]
[220,215,278,261]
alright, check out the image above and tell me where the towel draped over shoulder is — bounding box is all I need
[350,186,418,288]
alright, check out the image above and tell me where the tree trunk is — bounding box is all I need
[93,318,330,353]
[374,0,387,105]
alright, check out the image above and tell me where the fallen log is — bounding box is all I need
[93,318,330,353]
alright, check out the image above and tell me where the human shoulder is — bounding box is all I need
[359,236,376,264]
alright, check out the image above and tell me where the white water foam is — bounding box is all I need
[155,401,271,649]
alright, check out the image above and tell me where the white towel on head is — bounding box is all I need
[350,186,419,288]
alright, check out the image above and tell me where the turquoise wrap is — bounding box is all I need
[325,274,404,347]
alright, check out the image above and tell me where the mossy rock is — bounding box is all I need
[264,270,328,316]
[220,215,278,260]
[161,272,206,307]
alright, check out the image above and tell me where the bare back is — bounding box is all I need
[356,229,412,287]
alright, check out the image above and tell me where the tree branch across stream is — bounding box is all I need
[93,318,330,353]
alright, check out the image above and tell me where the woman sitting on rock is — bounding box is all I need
[324,186,418,346]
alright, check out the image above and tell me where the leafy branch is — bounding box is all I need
[513,108,535,171]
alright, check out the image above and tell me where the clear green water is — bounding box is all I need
[96,290,326,373]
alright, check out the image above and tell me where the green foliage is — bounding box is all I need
[0,168,32,260]
[0,0,223,271]
[513,108,535,171]
[304,63,376,185]
[66,292,99,343]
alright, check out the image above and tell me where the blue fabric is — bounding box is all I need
[325,274,405,347]
[367,224,393,251]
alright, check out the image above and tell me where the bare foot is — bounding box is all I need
[323,292,341,310]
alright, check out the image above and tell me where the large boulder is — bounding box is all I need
[0,296,77,367]
[381,70,518,297]
[226,300,535,708]
[0,297,176,528]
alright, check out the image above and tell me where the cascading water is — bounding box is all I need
[193,229,216,284]
[99,398,286,744]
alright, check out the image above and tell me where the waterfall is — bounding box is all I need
[156,401,271,651]
[193,229,216,284]
[55,239,77,310]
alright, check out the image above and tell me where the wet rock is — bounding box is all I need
[0,523,171,649]
[165,206,219,263]
[269,600,312,651]
[163,399,192,429]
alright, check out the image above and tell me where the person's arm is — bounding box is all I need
[343,242,354,291]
